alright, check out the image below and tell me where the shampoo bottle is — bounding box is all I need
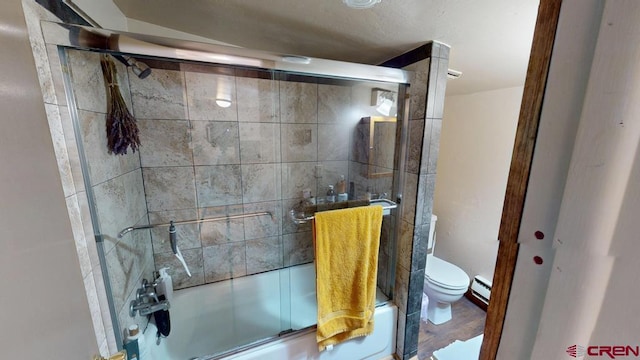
[156,267,173,303]
[123,325,140,360]
[336,175,348,202]
[326,185,336,203]
[128,324,149,360]
[336,175,346,194]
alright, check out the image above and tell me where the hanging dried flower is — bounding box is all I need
[100,54,141,155]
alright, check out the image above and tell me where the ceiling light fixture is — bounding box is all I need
[343,0,382,9]
[215,77,232,108]
[281,55,312,64]
[447,69,463,79]
[215,99,232,108]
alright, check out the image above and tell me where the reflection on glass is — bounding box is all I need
[352,116,397,179]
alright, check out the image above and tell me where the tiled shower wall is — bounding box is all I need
[124,62,395,290]
[65,49,156,339]
[386,42,450,360]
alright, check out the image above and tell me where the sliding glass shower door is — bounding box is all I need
[57,27,407,357]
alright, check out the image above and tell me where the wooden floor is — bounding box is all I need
[417,296,486,359]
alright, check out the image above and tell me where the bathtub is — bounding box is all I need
[143,263,397,360]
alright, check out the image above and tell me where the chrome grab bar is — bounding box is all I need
[118,211,273,238]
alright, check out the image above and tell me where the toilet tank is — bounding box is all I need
[428,214,438,251]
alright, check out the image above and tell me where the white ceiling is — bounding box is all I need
[113,0,539,95]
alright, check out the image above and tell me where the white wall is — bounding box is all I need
[127,19,236,46]
[66,0,128,30]
[0,1,97,359]
[497,1,603,358]
[433,86,523,281]
[530,1,640,357]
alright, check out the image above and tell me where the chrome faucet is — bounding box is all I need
[129,278,170,317]
[131,300,170,317]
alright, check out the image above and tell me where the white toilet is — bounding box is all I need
[423,214,470,325]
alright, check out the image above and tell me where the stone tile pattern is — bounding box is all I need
[393,42,450,360]
[131,66,395,291]
[64,49,156,350]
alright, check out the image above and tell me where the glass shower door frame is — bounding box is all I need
[43,19,412,355]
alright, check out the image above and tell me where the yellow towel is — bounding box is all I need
[313,205,383,351]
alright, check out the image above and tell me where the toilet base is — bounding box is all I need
[427,300,452,325]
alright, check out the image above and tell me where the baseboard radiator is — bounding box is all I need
[470,275,492,305]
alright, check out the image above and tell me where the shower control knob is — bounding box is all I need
[141,278,158,290]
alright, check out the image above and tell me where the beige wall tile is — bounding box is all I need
[318,124,350,161]
[199,204,245,247]
[246,236,283,275]
[195,165,242,207]
[281,123,317,162]
[283,231,314,266]
[280,81,317,123]
[139,119,192,167]
[281,162,318,200]
[237,77,279,122]
[58,105,85,193]
[130,68,186,120]
[185,72,237,121]
[68,49,132,114]
[238,122,281,163]
[123,169,147,224]
[318,84,352,124]
[243,201,282,240]
[45,103,75,197]
[66,195,92,279]
[93,176,128,252]
[241,163,282,203]
[143,166,197,211]
[191,120,240,165]
[203,243,246,282]
[77,110,120,185]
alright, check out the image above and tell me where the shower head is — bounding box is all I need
[169,221,177,254]
[122,55,152,79]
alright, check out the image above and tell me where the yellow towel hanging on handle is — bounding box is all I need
[313,205,383,351]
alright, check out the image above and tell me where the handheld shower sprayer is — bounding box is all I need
[168,220,191,277]
[169,221,177,254]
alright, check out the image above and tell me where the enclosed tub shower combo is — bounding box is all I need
[47,21,411,359]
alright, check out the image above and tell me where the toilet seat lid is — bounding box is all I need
[425,255,470,290]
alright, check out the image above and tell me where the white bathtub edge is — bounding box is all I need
[226,303,398,360]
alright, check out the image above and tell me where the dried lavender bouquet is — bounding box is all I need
[100,54,140,155]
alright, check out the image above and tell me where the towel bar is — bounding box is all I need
[289,199,397,225]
